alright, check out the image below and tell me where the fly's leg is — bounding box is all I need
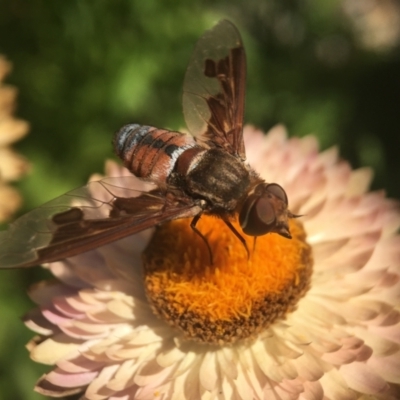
[190,214,213,265]
[190,216,250,264]
[223,219,250,260]
[252,236,257,255]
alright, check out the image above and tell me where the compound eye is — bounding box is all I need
[256,197,275,226]
[239,195,276,236]
[266,183,288,205]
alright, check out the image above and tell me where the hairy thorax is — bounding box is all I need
[172,148,252,211]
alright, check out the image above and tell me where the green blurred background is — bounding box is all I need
[1,0,400,398]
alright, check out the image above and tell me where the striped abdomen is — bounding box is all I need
[113,124,198,183]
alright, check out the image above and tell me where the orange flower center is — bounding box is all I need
[143,216,312,344]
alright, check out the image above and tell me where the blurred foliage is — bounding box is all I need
[0,0,399,398]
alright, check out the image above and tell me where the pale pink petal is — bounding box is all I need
[340,362,388,394]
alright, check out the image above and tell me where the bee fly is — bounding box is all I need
[0,20,296,269]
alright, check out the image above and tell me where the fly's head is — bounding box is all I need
[239,183,299,239]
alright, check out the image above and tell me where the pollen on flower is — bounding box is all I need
[143,216,313,344]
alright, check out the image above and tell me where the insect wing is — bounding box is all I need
[0,177,201,268]
[183,19,247,160]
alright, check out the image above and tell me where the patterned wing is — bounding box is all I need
[183,20,247,160]
[0,177,201,268]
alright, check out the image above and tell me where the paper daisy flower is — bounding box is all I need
[0,55,30,222]
[25,125,400,399]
